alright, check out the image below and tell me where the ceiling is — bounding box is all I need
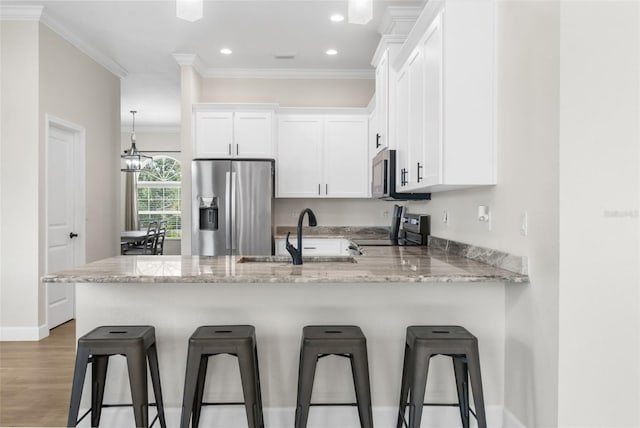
[4,0,424,128]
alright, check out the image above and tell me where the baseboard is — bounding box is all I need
[0,323,49,341]
[76,405,516,428]
[502,407,527,428]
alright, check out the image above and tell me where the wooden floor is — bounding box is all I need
[0,320,75,427]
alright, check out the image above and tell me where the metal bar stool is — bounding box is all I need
[396,325,486,428]
[67,325,167,428]
[180,325,264,428]
[295,325,374,428]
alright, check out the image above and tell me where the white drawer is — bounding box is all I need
[274,238,350,256]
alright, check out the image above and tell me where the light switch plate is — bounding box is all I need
[520,211,528,236]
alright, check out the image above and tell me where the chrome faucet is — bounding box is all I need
[285,208,318,265]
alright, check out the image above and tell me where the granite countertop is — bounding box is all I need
[42,245,529,285]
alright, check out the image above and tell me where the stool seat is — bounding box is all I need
[295,325,373,428]
[397,325,486,428]
[180,325,264,428]
[68,325,166,428]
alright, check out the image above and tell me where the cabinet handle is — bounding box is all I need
[325,184,328,195]
[401,168,407,186]
[303,247,317,250]
[228,143,231,155]
[318,184,321,195]
[236,144,239,155]
[376,133,381,148]
[417,162,423,183]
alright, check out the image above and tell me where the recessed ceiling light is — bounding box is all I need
[326,49,338,56]
[220,48,232,55]
[330,14,345,22]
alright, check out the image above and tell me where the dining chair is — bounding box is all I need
[154,221,167,255]
[123,221,158,255]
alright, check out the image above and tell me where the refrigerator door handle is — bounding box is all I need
[225,171,231,250]
[230,171,237,251]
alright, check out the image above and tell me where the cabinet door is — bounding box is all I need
[234,112,273,158]
[194,111,233,158]
[374,50,389,152]
[276,116,323,197]
[323,116,369,198]
[422,15,443,187]
[406,46,425,190]
[395,66,410,191]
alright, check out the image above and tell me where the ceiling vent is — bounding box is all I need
[273,52,297,60]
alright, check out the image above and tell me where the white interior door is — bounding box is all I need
[47,120,84,329]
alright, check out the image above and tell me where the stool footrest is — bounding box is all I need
[75,403,161,427]
[200,401,246,406]
[310,402,358,406]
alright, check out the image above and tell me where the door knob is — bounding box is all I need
[69,232,78,239]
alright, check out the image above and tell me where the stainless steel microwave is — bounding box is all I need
[371,149,431,201]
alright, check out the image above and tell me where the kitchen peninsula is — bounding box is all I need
[43,241,527,427]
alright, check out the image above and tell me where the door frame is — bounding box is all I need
[44,114,86,329]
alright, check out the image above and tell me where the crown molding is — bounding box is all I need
[172,53,207,76]
[202,68,374,80]
[0,5,43,21]
[1,5,128,78]
[378,6,422,35]
[371,34,408,66]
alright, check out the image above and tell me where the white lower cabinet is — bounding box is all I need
[275,238,351,256]
[276,111,369,198]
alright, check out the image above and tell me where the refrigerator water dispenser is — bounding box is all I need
[198,196,218,231]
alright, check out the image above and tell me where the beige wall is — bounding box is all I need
[558,2,639,426]
[0,21,120,338]
[0,21,41,334]
[201,78,374,107]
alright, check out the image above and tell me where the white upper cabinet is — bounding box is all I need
[193,105,275,159]
[276,110,369,198]
[276,115,324,198]
[323,116,369,198]
[392,0,496,193]
[371,36,407,155]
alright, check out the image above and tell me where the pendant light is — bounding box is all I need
[176,0,203,22]
[348,0,372,25]
[121,110,152,172]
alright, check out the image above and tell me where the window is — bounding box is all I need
[137,156,181,238]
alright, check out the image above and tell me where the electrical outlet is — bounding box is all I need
[478,206,490,222]
[442,209,449,225]
[520,211,528,236]
[382,210,390,218]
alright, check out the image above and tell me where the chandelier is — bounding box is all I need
[176,0,203,22]
[348,0,372,25]
[121,110,152,173]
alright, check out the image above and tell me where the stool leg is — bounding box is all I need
[126,347,149,428]
[452,356,470,428]
[253,344,265,428]
[350,349,374,428]
[68,346,90,427]
[396,343,412,428]
[192,356,209,428]
[91,355,109,427]
[238,346,260,428]
[147,344,167,428]
[467,346,487,428]
[180,346,202,428]
[294,346,318,428]
[408,350,432,428]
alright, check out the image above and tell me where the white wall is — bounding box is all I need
[0,21,120,339]
[558,2,640,426]
[0,21,41,336]
[402,2,562,426]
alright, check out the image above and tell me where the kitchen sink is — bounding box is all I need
[237,256,357,264]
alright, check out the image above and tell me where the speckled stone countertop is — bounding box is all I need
[274,226,390,240]
[42,245,529,284]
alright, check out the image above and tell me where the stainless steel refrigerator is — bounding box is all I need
[192,159,274,256]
